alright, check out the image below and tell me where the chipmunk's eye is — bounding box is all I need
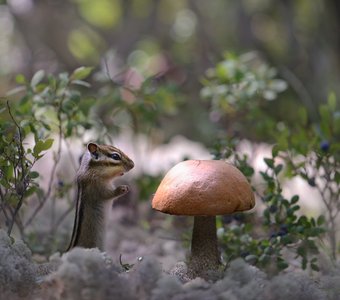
[110,152,121,161]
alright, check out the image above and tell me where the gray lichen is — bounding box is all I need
[0,230,37,298]
[1,230,340,300]
[45,247,134,300]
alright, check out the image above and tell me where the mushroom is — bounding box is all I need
[152,160,255,280]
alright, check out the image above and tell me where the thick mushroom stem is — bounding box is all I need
[188,216,221,278]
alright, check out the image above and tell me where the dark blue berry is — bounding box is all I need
[320,140,330,152]
[308,178,316,187]
[233,213,245,222]
[222,215,233,224]
[240,251,250,258]
[277,230,287,237]
[270,232,277,239]
[269,205,278,213]
[280,224,288,232]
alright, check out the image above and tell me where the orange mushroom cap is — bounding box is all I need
[152,160,255,216]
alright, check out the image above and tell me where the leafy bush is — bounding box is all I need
[201,52,287,140]
[0,65,183,255]
[0,67,96,253]
[204,53,339,271]
[214,143,325,273]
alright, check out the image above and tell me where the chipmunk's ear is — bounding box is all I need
[87,143,99,159]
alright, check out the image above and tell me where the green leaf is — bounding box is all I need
[24,186,37,197]
[264,158,274,168]
[70,66,93,80]
[4,164,14,180]
[328,92,336,110]
[31,70,45,88]
[297,246,306,257]
[274,164,283,175]
[258,254,270,263]
[71,79,91,87]
[317,215,326,226]
[0,178,11,189]
[311,263,320,272]
[271,145,279,158]
[277,259,289,270]
[59,72,69,85]
[15,74,26,85]
[245,255,258,264]
[277,134,288,151]
[311,217,316,227]
[291,195,299,204]
[335,171,340,184]
[33,138,54,157]
[29,171,39,179]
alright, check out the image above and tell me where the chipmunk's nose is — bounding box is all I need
[125,159,134,171]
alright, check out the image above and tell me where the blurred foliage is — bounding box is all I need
[95,75,183,134]
[206,54,340,271]
[0,101,53,236]
[135,174,162,202]
[1,0,340,143]
[201,52,287,140]
[77,0,122,29]
[201,52,287,107]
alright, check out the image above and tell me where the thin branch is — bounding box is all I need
[63,139,78,172]
[51,99,65,232]
[24,94,65,227]
[280,67,319,122]
[54,202,75,230]
[0,188,11,225]
[6,101,27,236]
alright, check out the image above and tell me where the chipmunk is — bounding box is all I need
[66,143,134,251]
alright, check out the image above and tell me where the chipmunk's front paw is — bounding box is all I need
[116,185,129,196]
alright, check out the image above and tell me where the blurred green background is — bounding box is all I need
[1,0,340,140]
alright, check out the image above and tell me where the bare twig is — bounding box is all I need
[24,93,65,227]
[0,187,11,225]
[54,201,76,230]
[63,139,78,172]
[6,101,27,236]
[280,67,319,121]
[51,97,65,233]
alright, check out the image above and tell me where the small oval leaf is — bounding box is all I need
[71,66,93,80]
[31,70,45,88]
